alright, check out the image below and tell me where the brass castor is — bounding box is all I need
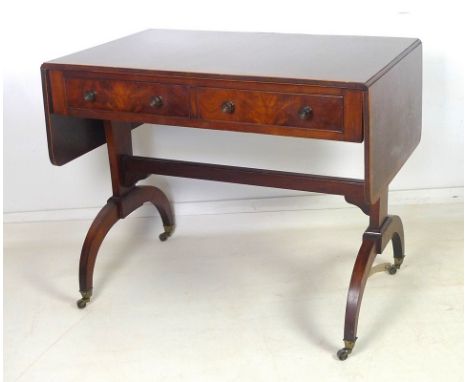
[159,225,175,242]
[76,289,92,309]
[337,340,355,361]
[388,256,405,275]
[337,348,351,361]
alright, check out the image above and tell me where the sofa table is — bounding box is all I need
[41,29,422,360]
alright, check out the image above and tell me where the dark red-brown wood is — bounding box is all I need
[41,68,106,165]
[343,196,405,344]
[78,122,175,301]
[43,68,364,143]
[40,29,422,358]
[66,76,190,117]
[196,87,344,132]
[43,29,420,88]
[78,185,175,294]
[365,44,423,203]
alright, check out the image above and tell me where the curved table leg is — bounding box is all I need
[77,200,119,308]
[77,185,175,308]
[118,185,175,242]
[337,215,406,360]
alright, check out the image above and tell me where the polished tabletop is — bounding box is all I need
[45,29,420,88]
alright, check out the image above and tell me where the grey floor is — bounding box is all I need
[4,202,463,381]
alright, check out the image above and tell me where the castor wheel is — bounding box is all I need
[388,256,404,275]
[77,298,88,309]
[159,225,175,242]
[159,232,170,241]
[337,348,351,361]
[76,290,92,309]
[337,340,355,361]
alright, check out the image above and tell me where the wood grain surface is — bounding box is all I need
[44,29,420,88]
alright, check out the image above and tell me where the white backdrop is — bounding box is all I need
[3,0,464,214]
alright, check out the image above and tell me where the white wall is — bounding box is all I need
[3,0,464,213]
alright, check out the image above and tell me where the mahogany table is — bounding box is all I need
[41,29,422,360]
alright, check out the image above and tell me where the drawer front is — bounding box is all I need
[196,87,344,132]
[65,77,190,117]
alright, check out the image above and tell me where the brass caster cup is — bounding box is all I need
[337,340,355,361]
[76,290,92,309]
[159,225,175,242]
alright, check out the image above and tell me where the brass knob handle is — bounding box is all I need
[149,96,164,108]
[298,106,313,120]
[221,101,235,114]
[83,90,96,102]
